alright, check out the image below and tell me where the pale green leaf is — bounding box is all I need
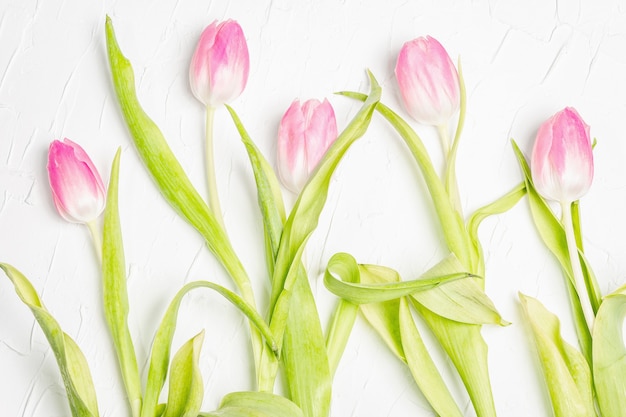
[0,263,99,417]
[162,331,205,417]
[399,298,464,417]
[593,289,626,417]
[409,255,507,325]
[199,391,304,417]
[519,293,595,417]
[413,304,496,417]
[102,149,142,416]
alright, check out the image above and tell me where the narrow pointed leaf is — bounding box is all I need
[102,149,142,416]
[0,263,99,417]
[593,288,626,417]
[162,331,205,417]
[399,298,464,417]
[519,293,595,417]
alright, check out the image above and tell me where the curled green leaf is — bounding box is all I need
[324,252,472,304]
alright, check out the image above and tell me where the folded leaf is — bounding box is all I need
[162,331,205,417]
[593,288,626,417]
[519,293,595,417]
[325,252,471,304]
[0,263,99,417]
[405,255,506,325]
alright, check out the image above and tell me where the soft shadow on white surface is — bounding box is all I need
[1,1,626,416]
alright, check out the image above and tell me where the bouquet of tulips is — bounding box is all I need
[1,13,624,417]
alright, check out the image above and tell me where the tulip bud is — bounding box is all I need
[395,36,460,126]
[277,99,338,193]
[531,107,593,204]
[47,139,106,224]
[189,20,250,107]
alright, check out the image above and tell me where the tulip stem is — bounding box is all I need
[85,220,102,262]
[205,105,226,230]
[560,201,595,332]
[437,124,451,156]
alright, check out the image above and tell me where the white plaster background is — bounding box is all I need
[1,0,626,415]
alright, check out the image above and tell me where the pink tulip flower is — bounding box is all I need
[395,36,460,126]
[277,99,338,193]
[531,107,593,203]
[47,139,106,224]
[189,20,250,107]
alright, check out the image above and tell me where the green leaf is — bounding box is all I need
[142,281,276,417]
[105,15,262,373]
[407,255,507,325]
[325,253,472,304]
[161,331,205,417]
[593,288,626,417]
[226,105,286,275]
[399,298,464,417]
[227,106,331,416]
[519,293,595,417]
[198,391,305,417]
[355,259,464,417]
[512,140,593,361]
[281,275,332,417]
[0,263,99,417]
[102,149,142,416]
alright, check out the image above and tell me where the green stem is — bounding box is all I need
[437,124,451,157]
[205,105,225,229]
[438,123,463,216]
[85,220,103,263]
[561,200,595,332]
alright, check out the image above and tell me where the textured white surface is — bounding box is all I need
[1,0,626,416]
